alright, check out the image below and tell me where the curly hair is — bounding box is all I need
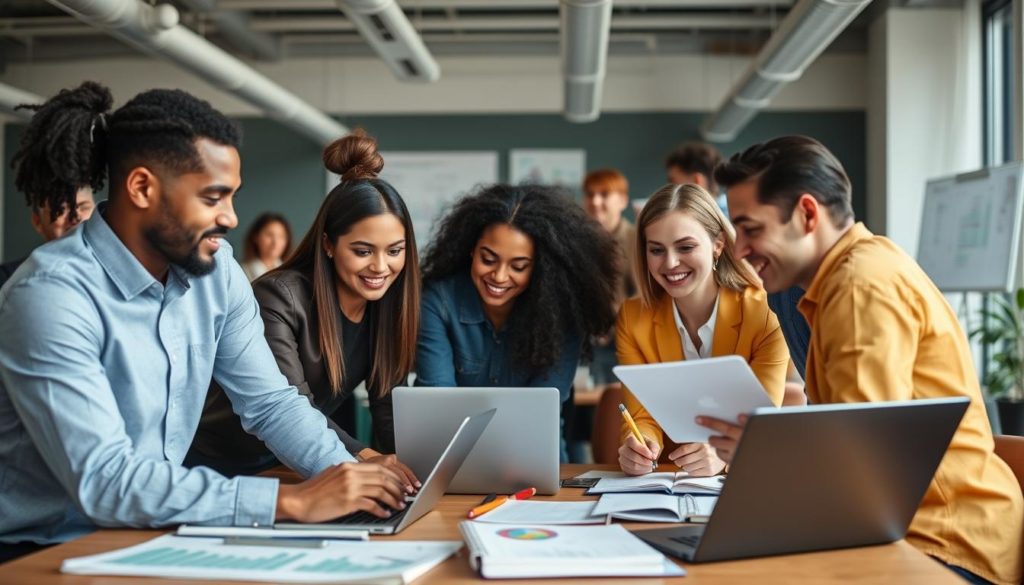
[11,81,111,223]
[421,184,619,374]
[10,82,241,222]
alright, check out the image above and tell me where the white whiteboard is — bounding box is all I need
[326,151,498,247]
[916,162,1024,292]
[509,149,585,190]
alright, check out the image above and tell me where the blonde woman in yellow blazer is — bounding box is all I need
[617,183,791,476]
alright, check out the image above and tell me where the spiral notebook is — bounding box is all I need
[593,493,717,523]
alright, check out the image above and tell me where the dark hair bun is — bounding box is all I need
[323,128,384,182]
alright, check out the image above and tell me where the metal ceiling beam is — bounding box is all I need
[220,0,793,9]
[176,0,280,60]
[247,13,777,33]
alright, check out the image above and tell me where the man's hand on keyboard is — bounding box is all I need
[275,462,408,522]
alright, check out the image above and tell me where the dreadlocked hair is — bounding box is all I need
[106,88,241,189]
[421,184,620,374]
[11,81,111,223]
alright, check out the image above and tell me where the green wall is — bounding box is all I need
[3,111,865,262]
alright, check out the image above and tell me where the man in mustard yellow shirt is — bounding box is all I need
[697,135,1022,585]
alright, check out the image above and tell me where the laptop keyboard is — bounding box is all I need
[334,506,409,526]
[669,534,701,548]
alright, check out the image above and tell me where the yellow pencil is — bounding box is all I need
[620,403,657,471]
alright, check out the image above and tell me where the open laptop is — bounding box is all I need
[280,408,495,535]
[393,386,560,495]
[634,397,969,562]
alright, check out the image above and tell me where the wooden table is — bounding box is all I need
[3,465,960,584]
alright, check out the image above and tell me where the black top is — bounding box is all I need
[0,258,25,290]
[188,268,398,470]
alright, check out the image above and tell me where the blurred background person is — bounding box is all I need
[241,212,291,282]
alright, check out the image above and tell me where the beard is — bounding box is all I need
[144,204,226,277]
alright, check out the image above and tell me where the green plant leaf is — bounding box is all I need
[1017,287,1024,311]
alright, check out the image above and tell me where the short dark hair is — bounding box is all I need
[664,142,723,193]
[107,88,241,188]
[714,135,853,227]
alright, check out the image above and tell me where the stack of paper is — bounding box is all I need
[61,534,460,584]
[471,501,605,525]
[459,522,684,578]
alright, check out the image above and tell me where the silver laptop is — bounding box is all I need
[635,397,969,562]
[279,408,495,535]
[393,386,560,495]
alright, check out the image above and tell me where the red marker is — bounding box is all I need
[511,487,536,500]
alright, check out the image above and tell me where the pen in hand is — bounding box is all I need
[619,403,657,471]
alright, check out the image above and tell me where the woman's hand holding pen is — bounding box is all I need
[618,434,661,476]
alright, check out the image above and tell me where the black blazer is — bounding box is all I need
[189,268,397,464]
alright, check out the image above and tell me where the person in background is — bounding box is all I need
[241,212,291,282]
[617,183,792,477]
[189,130,419,489]
[415,184,620,460]
[0,82,405,563]
[581,169,636,386]
[0,92,100,288]
[668,140,811,383]
[700,135,1021,585]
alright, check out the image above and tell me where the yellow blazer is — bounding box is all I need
[616,286,790,459]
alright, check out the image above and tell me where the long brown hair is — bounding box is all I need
[634,183,760,309]
[277,129,419,396]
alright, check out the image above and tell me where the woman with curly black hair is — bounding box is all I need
[416,184,620,457]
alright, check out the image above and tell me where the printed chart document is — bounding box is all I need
[471,501,605,525]
[614,356,775,442]
[593,493,717,523]
[61,534,460,584]
[176,525,369,540]
[588,472,723,495]
[459,522,685,578]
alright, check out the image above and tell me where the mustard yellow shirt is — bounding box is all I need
[800,223,1023,585]
[617,286,789,461]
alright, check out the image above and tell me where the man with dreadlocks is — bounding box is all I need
[0,82,406,562]
[0,84,103,288]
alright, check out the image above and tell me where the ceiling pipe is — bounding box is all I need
[337,0,440,82]
[176,0,281,61]
[45,0,347,145]
[560,0,611,123]
[700,0,872,143]
[0,83,46,120]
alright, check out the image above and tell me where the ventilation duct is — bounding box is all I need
[701,0,872,143]
[0,83,45,121]
[177,0,280,61]
[337,0,440,82]
[560,0,612,123]
[46,0,347,145]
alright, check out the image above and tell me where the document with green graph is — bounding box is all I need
[61,534,461,583]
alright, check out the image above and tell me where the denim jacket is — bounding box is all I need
[415,272,580,404]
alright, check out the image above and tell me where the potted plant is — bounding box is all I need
[970,289,1024,435]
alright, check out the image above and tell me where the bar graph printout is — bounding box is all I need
[61,534,461,583]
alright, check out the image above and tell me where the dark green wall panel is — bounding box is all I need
[3,111,865,262]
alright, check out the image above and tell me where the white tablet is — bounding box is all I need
[613,356,776,443]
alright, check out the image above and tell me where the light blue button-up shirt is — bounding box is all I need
[0,205,352,544]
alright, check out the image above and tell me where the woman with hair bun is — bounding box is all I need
[416,184,620,460]
[188,129,421,491]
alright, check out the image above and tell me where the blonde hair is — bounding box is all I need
[633,183,761,308]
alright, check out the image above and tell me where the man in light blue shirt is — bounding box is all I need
[0,83,406,558]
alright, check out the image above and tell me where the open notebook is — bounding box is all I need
[593,494,717,523]
[587,472,723,496]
